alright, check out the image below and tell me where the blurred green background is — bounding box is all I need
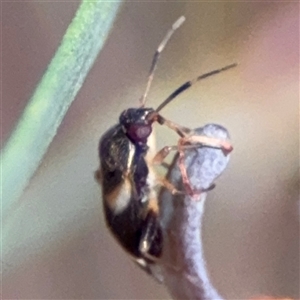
[2,1,299,299]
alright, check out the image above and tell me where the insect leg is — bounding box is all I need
[177,133,232,196]
[147,111,191,137]
[178,142,216,197]
[157,177,186,195]
[152,143,198,196]
[153,134,232,196]
[134,259,164,283]
[180,134,233,155]
[157,114,191,137]
[152,144,195,165]
[139,206,163,261]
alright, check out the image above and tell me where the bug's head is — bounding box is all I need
[120,108,156,144]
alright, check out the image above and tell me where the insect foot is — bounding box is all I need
[177,125,233,197]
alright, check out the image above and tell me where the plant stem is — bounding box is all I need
[159,124,231,300]
[1,1,122,217]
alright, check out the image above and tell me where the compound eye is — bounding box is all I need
[127,124,152,143]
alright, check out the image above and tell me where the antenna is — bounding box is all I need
[155,63,238,112]
[140,16,186,107]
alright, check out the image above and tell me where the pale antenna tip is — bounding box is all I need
[173,16,186,30]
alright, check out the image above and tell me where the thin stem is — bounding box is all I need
[1,1,122,218]
[159,124,231,300]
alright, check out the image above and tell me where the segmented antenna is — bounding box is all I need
[156,63,238,112]
[140,16,186,107]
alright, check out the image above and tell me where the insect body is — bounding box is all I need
[97,108,163,277]
[96,16,236,280]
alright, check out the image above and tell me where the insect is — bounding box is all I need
[95,16,236,280]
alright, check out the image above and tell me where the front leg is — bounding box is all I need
[152,144,214,196]
[177,133,232,196]
[152,144,196,165]
[148,111,191,137]
[180,133,233,155]
[152,133,233,196]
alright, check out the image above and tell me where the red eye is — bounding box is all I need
[127,124,152,143]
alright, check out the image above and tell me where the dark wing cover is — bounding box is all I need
[99,124,131,195]
[99,124,146,257]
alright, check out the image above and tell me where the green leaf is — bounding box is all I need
[1,0,122,217]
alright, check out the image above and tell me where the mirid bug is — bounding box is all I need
[95,16,236,280]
